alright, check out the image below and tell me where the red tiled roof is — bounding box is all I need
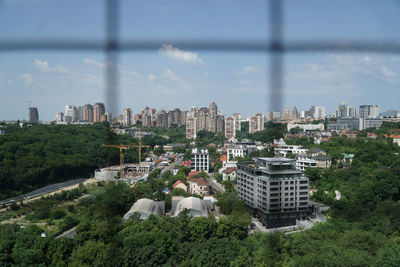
[173,180,186,188]
[188,171,199,177]
[189,178,210,186]
[223,167,237,174]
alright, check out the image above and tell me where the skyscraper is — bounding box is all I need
[29,107,39,122]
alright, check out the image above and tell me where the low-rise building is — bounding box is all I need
[222,167,237,181]
[173,180,188,192]
[172,196,211,217]
[188,178,211,196]
[123,198,165,220]
[287,123,324,132]
[273,138,307,157]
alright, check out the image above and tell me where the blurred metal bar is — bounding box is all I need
[1,40,400,53]
[269,0,284,113]
[105,0,119,118]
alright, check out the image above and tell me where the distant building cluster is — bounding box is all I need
[131,106,186,128]
[185,102,225,139]
[328,103,382,131]
[54,102,111,124]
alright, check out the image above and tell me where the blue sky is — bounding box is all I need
[1,0,400,121]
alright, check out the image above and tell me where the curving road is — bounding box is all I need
[0,178,86,205]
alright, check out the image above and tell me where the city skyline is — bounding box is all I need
[2,1,400,121]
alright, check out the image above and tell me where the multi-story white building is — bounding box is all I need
[273,139,307,157]
[295,155,317,171]
[191,148,209,172]
[237,157,310,228]
[287,123,324,132]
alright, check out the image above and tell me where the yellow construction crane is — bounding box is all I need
[101,142,151,178]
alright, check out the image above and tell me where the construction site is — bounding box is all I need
[95,143,155,182]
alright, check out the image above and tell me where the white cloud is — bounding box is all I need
[363,55,371,62]
[159,44,204,65]
[83,58,105,68]
[7,80,13,87]
[236,66,263,75]
[382,66,397,77]
[203,72,208,77]
[34,59,69,73]
[147,74,156,82]
[161,69,179,81]
[21,73,33,84]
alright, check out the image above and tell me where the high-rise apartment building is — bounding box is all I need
[249,113,264,134]
[123,108,133,126]
[209,101,218,116]
[29,107,39,122]
[237,157,310,228]
[83,104,94,122]
[313,106,326,119]
[225,117,235,139]
[93,102,105,122]
[55,112,64,122]
[291,106,300,120]
[359,105,379,118]
[336,102,356,118]
[186,117,197,139]
[233,113,241,132]
[65,105,78,122]
[281,107,291,121]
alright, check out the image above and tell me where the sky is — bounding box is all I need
[1,0,400,121]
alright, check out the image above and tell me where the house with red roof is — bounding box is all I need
[222,167,237,181]
[188,178,211,196]
[173,180,188,192]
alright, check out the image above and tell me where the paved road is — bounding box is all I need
[0,178,86,205]
[210,174,225,193]
[161,155,183,174]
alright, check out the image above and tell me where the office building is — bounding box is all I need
[29,107,39,122]
[191,148,210,172]
[237,157,310,228]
